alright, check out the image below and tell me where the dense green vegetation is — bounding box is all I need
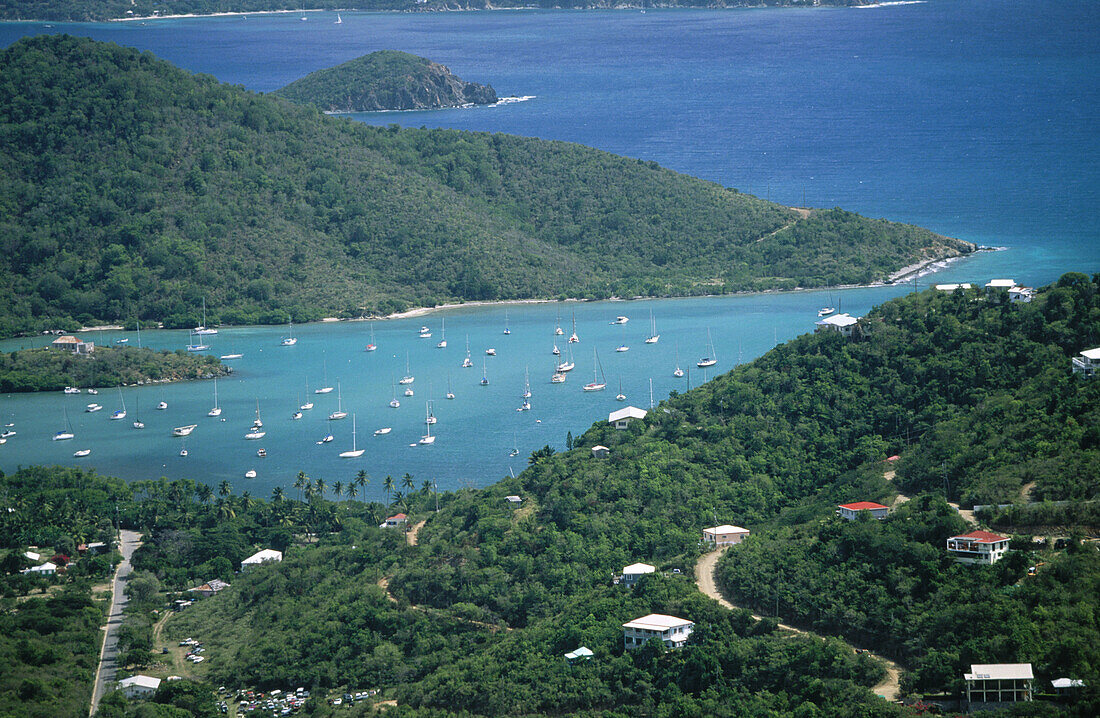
[0,345,227,392]
[275,50,497,112]
[0,35,969,338]
[0,0,875,23]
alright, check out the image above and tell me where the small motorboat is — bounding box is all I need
[87,389,98,395]
[172,425,197,437]
[257,448,267,458]
[612,316,629,324]
[179,448,188,457]
[485,348,496,356]
[64,387,80,394]
[157,401,168,410]
[374,427,392,435]
[244,470,257,479]
[292,411,303,420]
[220,354,243,360]
[404,388,414,397]
[0,430,14,439]
[73,449,91,457]
[316,434,334,445]
[616,345,629,352]
[86,403,103,412]
[818,306,836,317]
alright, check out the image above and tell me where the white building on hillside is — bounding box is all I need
[119,675,162,699]
[702,525,750,547]
[985,279,1016,291]
[814,313,859,337]
[964,663,1033,704]
[1009,286,1034,303]
[947,530,1010,565]
[623,614,694,650]
[935,283,973,292]
[1072,347,1100,378]
[836,502,889,521]
[241,549,282,570]
[619,562,656,588]
[608,406,647,430]
[21,561,57,576]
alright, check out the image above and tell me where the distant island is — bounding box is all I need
[0,1,877,23]
[274,51,498,113]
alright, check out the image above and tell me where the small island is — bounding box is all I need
[0,344,229,393]
[273,50,498,113]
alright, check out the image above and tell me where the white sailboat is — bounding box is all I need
[557,346,575,373]
[281,319,297,346]
[645,310,660,344]
[399,352,414,385]
[446,374,455,400]
[697,328,717,368]
[552,343,561,356]
[616,344,629,352]
[389,379,400,408]
[425,400,437,425]
[53,408,74,441]
[316,361,333,393]
[523,367,532,398]
[110,387,127,420]
[335,12,342,23]
[503,310,511,335]
[186,329,209,352]
[245,401,265,439]
[365,321,377,352]
[480,357,489,385]
[173,424,197,437]
[509,432,519,457]
[301,379,314,410]
[316,416,334,444]
[418,403,436,444]
[329,381,348,420]
[554,310,564,336]
[437,317,447,348]
[673,342,685,378]
[569,310,579,343]
[73,448,91,457]
[195,298,217,335]
[616,376,626,402]
[551,357,567,383]
[339,414,364,458]
[132,398,144,429]
[583,349,607,392]
[207,378,222,417]
[462,335,474,368]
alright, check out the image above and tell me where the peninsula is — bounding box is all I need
[274,50,498,113]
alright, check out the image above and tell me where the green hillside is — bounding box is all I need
[274,50,498,112]
[0,35,970,337]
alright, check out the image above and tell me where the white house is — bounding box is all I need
[984,279,1016,291]
[591,445,610,459]
[380,513,407,528]
[935,283,973,292]
[619,562,656,588]
[947,530,1010,565]
[964,663,1033,704]
[814,313,859,337]
[21,561,58,576]
[504,495,522,505]
[608,406,647,430]
[1051,678,1086,696]
[240,549,282,570]
[1009,286,1034,303]
[118,675,162,699]
[564,646,594,663]
[622,614,694,650]
[836,501,890,521]
[1072,347,1100,378]
[702,525,750,547]
[51,335,95,354]
[188,578,230,597]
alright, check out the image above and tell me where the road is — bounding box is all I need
[694,546,900,702]
[89,529,143,716]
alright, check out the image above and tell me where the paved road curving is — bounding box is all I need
[89,529,143,716]
[694,546,901,701]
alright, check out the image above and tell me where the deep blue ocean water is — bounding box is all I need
[0,1,1097,498]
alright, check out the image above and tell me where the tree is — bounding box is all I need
[383,475,395,504]
[217,480,231,498]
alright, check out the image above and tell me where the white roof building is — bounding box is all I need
[964,663,1033,704]
[608,406,647,429]
[21,561,58,575]
[119,675,162,698]
[564,646,595,662]
[622,614,694,650]
[504,495,522,504]
[814,313,859,337]
[702,525,750,546]
[23,551,41,562]
[1009,286,1034,303]
[935,283,973,291]
[1073,347,1100,378]
[241,549,282,569]
[985,279,1016,289]
[591,445,610,458]
[619,562,656,588]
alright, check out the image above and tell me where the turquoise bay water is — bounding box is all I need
[0,1,1097,498]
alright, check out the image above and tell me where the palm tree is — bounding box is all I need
[294,471,308,502]
[218,480,232,498]
[332,481,344,500]
[315,477,326,501]
[346,483,359,500]
[383,475,395,504]
[421,479,433,495]
[401,472,415,493]
[271,486,285,503]
[196,484,213,505]
[215,498,236,521]
[354,469,369,490]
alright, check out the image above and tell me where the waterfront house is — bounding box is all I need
[564,646,594,663]
[241,549,282,570]
[1072,347,1100,378]
[591,445,610,459]
[119,675,162,699]
[702,525,750,547]
[814,313,859,337]
[623,614,694,650]
[619,562,656,588]
[947,530,1010,565]
[21,561,57,576]
[1009,286,1034,303]
[381,513,407,528]
[964,663,1033,704]
[608,406,647,429]
[935,283,973,291]
[51,335,95,354]
[837,501,890,521]
[984,278,1016,292]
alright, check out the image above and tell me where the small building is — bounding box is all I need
[608,406,647,430]
[1009,286,1034,303]
[50,335,94,354]
[23,550,41,562]
[21,561,57,576]
[591,445,610,459]
[947,530,1010,565]
[622,614,694,650]
[814,313,859,337]
[702,525,750,547]
[240,549,282,570]
[1072,347,1100,378]
[964,663,1033,704]
[935,283,973,292]
[188,578,230,597]
[984,279,1016,292]
[1051,678,1086,696]
[837,501,890,521]
[564,646,594,663]
[380,513,407,528]
[619,562,656,588]
[85,541,107,554]
[118,675,162,699]
[504,495,522,505]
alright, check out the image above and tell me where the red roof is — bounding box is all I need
[952,530,1009,544]
[886,455,901,462]
[388,513,407,520]
[838,502,889,511]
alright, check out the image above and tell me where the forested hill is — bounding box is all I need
[0,1,875,23]
[275,50,498,112]
[0,35,970,338]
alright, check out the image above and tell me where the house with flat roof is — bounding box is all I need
[622,614,694,650]
[1072,347,1100,378]
[564,646,594,663]
[964,663,1033,704]
[608,406,647,430]
[1009,286,1034,303]
[814,313,859,337]
[985,279,1016,291]
[837,502,889,521]
[119,675,162,699]
[935,283,973,292]
[240,549,282,570]
[702,525,750,547]
[380,513,407,528]
[591,445,610,459]
[947,530,1010,565]
[619,562,656,588]
[504,495,522,505]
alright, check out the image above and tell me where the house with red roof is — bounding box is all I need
[381,513,407,528]
[836,502,889,521]
[947,530,1011,565]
